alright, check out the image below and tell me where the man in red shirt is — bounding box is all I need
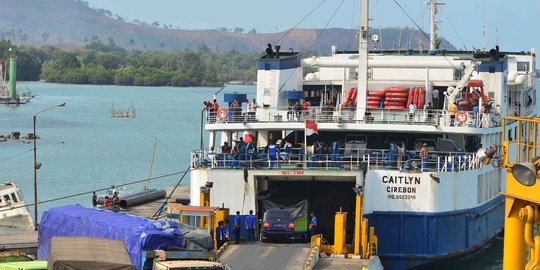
[302,99,310,119]
[211,99,219,122]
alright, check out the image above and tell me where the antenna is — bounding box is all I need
[495,20,498,46]
[482,0,486,51]
[429,0,445,51]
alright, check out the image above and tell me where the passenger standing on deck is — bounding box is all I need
[266,43,275,58]
[409,102,416,122]
[425,102,433,123]
[287,101,294,121]
[230,99,240,122]
[245,210,256,242]
[449,102,458,126]
[294,101,302,121]
[303,99,310,119]
[309,212,318,236]
[432,88,440,108]
[234,211,241,244]
[92,192,97,207]
[212,99,219,122]
[268,141,279,168]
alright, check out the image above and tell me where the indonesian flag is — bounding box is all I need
[305,120,318,136]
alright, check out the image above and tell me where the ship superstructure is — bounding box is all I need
[189,1,536,269]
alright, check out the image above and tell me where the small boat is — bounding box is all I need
[0,182,34,230]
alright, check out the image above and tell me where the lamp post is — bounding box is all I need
[33,102,66,231]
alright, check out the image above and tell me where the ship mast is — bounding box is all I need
[356,0,369,121]
[429,0,444,51]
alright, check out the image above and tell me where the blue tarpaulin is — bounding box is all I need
[38,204,182,270]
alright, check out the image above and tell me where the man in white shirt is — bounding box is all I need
[409,102,416,122]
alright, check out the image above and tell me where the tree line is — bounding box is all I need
[0,39,260,87]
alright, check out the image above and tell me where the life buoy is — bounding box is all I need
[217,107,229,120]
[455,111,468,123]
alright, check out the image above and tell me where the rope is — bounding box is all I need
[440,8,469,52]
[278,0,346,93]
[273,0,328,45]
[152,165,191,219]
[0,170,189,213]
[392,0,431,44]
[0,148,32,163]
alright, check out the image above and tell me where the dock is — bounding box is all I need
[0,185,189,256]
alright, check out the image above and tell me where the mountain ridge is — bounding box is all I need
[0,0,456,53]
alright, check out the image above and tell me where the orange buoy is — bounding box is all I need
[217,107,229,120]
[455,111,468,123]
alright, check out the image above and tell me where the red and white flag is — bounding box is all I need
[305,120,318,136]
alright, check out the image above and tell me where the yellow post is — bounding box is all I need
[199,189,210,227]
[354,193,362,256]
[333,209,347,255]
[503,197,527,270]
[361,218,369,258]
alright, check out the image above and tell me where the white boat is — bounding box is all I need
[188,1,536,269]
[0,182,34,230]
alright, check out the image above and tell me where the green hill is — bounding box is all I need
[0,0,455,53]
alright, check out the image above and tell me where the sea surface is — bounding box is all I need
[1,81,538,269]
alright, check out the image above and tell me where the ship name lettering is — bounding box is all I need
[381,175,420,185]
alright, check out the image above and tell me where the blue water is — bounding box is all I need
[0,82,254,214]
[1,81,538,269]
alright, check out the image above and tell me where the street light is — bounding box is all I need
[33,102,66,231]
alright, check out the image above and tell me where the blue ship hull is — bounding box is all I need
[365,195,505,270]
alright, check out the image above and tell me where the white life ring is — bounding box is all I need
[455,111,468,123]
[217,107,229,120]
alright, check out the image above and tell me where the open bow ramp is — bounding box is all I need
[219,243,311,270]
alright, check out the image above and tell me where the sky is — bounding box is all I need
[84,0,539,52]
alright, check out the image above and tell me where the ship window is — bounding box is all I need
[489,67,495,73]
[265,63,271,70]
[517,62,529,72]
[508,129,512,141]
[11,193,18,203]
[4,195,10,202]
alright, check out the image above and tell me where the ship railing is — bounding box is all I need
[190,148,483,173]
[204,106,500,128]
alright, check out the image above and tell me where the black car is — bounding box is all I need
[261,209,295,242]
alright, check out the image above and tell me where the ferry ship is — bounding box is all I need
[189,1,536,269]
[0,182,34,230]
